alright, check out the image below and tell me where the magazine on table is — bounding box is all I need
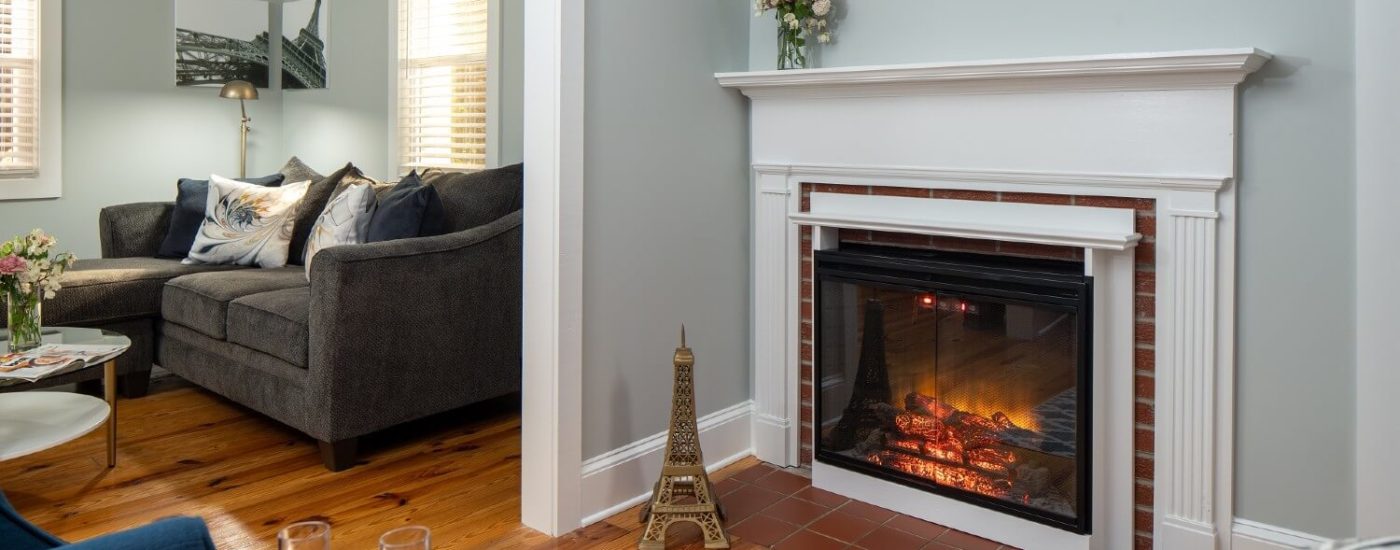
[0,344,127,383]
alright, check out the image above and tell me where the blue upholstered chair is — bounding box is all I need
[0,492,216,550]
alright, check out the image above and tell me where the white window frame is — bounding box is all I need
[390,0,500,176]
[0,0,60,200]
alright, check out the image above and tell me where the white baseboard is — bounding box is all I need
[1232,518,1334,549]
[578,400,755,527]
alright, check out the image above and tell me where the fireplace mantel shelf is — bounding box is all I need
[791,211,1140,251]
[717,48,1271,98]
[795,193,1142,251]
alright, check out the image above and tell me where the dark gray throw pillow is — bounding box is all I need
[287,163,356,266]
[279,156,324,186]
[156,173,286,259]
[365,171,447,243]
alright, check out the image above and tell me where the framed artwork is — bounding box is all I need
[174,0,328,89]
[281,0,329,89]
[175,0,270,87]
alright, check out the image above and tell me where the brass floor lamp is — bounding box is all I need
[218,81,258,178]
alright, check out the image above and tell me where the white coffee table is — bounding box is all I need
[0,392,110,461]
[0,327,131,466]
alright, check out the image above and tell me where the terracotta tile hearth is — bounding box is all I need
[719,462,1022,550]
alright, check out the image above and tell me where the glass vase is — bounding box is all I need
[5,288,42,353]
[777,25,807,70]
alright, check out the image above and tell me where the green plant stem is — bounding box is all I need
[6,288,42,352]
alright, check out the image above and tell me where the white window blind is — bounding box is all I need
[398,0,488,172]
[0,0,37,177]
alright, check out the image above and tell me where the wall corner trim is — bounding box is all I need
[578,400,756,527]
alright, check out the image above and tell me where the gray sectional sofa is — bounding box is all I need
[1,164,523,470]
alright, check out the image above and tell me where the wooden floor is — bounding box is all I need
[0,378,1009,549]
[0,377,561,549]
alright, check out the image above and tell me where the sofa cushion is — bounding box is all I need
[184,177,311,269]
[279,156,324,187]
[227,287,310,367]
[366,171,446,242]
[428,163,522,233]
[156,172,286,259]
[0,258,246,327]
[288,163,357,267]
[162,268,308,340]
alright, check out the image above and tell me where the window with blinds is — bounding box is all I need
[398,0,489,172]
[0,0,38,177]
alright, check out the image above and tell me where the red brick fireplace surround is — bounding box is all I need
[796,183,1158,548]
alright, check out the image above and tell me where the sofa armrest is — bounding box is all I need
[99,202,174,258]
[306,210,523,441]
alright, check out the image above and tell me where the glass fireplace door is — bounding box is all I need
[815,249,1091,533]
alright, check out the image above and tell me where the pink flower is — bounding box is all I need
[0,254,27,275]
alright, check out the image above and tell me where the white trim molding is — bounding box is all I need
[1232,519,1335,550]
[724,48,1269,549]
[579,401,754,525]
[520,0,585,536]
[0,0,62,201]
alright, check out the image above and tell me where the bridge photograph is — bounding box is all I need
[175,0,328,90]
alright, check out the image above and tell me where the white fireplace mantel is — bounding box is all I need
[720,48,1269,550]
[716,48,1270,97]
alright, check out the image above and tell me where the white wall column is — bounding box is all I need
[520,0,585,535]
[1155,209,1223,548]
[751,167,800,466]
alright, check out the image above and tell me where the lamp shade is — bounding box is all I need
[218,80,259,101]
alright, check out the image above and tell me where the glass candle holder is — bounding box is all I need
[278,521,331,550]
[379,526,430,550]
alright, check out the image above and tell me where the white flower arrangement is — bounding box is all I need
[756,0,836,69]
[0,230,76,300]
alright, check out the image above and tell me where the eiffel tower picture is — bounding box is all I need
[639,327,729,549]
[175,0,327,89]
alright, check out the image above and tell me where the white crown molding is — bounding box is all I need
[794,192,1142,251]
[718,48,1272,98]
[755,163,1231,193]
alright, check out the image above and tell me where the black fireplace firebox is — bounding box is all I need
[815,244,1093,533]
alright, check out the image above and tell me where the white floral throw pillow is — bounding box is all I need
[184,175,311,268]
[304,183,376,280]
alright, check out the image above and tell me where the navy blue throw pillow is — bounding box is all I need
[365,171,448,243]
[156,173,286,258]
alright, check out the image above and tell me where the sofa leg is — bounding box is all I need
[119,369,152,398]
[318,438,358,472]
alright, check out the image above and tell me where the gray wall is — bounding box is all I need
[282,0,392,180]
[751,0,1357,538]
[497,0,524,166]
[279,0,525,178]
[1353,0,1400,538]
[0,0,287,259]
[0,0,524,258]
[581,0,751,458]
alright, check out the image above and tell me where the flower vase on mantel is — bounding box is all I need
[5,289,41,353]
[757,0,836,70]
[0,230,76,353]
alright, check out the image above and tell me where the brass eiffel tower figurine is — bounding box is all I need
[638,326,729,549]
